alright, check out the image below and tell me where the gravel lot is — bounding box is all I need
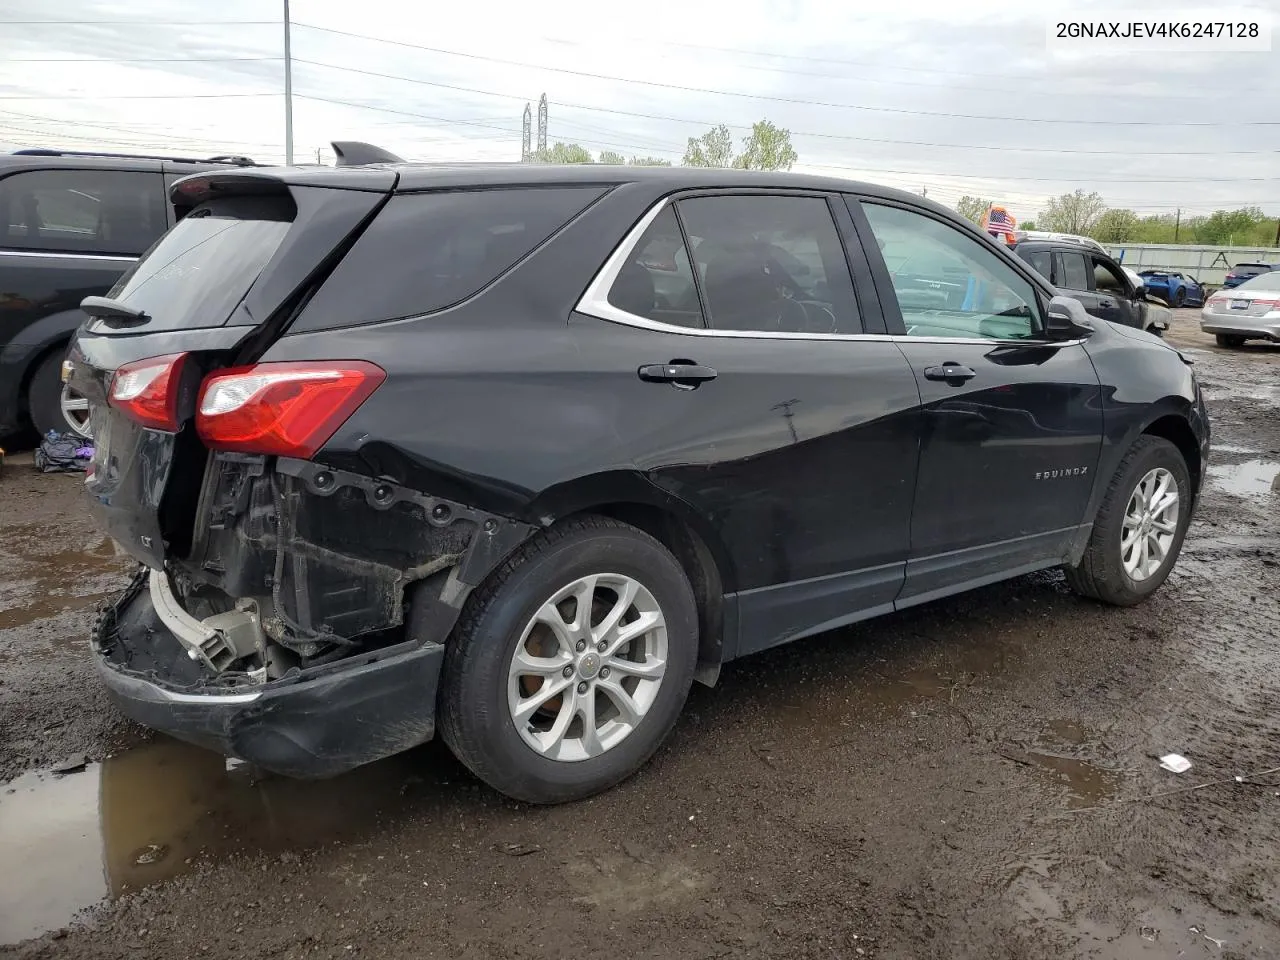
[2,309,1278,960]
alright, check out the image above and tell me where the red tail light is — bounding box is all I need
[108,353,189,431]
[196,361,386,458]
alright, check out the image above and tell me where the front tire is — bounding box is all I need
[1215,334,1246,349]
[1066,436,1191,607]
[1172,287,1186,307]
[438,516,698,804]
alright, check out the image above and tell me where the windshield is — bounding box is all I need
[88,203,291,333]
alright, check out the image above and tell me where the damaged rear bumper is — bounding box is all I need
[92,572,445,778]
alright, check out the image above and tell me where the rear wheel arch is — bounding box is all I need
[581,502,728,684]
[524,474,734,683]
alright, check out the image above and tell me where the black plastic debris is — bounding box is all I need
[34,431,93,474]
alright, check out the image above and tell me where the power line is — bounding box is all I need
[291,23,1280,128]
[290,58,1280,159]
[537,35,1234,103]
[6,56,283,63]
[0,19,276,25]
[0,92,277,100]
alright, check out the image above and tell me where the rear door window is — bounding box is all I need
[295,186,605,331]
[88,195,294,333]
[675,194,862,334]
[0,169,166,256]
[1058,251,1091,291]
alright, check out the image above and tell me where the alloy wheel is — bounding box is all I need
[507,573,667,762]
[60,382,92,439]
[1121,467,1180,582]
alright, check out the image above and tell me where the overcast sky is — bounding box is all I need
[1,0,1277,222]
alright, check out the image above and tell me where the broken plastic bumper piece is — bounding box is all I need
[91,571,445,778]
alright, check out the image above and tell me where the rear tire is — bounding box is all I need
[438,516,699,804]
[1215,334,1246,349]
[1172,288,1185,307]
[1066,436,1191,607]
[26,351,66,438]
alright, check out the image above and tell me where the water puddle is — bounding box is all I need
[0,736,434,945]
[0,537,130,632]
[1016,752,1118,809]
[1208,459,1279,499]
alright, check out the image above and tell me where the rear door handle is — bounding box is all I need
[923,363,977,383]
[638,362,718,388]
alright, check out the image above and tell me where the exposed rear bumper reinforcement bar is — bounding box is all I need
[93,572,445,778]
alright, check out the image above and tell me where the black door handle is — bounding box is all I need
[638,362,718,388]
[923,363,977,383]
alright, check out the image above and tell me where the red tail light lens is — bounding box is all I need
[108,353,189,431]
[196,361,386,458]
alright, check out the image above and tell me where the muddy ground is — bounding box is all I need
[1,309,1278,960]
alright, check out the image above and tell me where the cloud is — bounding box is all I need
[0,0,1275,219]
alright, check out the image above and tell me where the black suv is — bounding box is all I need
[1011,238,1169,336]
[0,148,257,439]
[73,162,1209,804]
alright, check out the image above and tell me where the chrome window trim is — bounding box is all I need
[0,248,137,262]
[574,196,1071,349]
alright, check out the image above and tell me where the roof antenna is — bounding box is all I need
[330,141,405,167]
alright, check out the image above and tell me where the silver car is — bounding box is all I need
[1200,272,1280,348]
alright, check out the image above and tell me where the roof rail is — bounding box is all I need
[330,141,405,167]
[9,147,258,166]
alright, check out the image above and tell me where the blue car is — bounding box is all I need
[1138,270,1206,307]
[1222,262,1274,289]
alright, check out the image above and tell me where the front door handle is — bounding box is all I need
[923,363,977,384]
[638,362,718,389]
[1098,298,1116,308]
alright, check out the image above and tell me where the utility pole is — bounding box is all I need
[921,185,928,198]
[1274,217,1280,248]
[1174,207,1181,243]
[283,0,294,166]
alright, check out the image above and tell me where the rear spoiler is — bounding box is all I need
[330,141,404,167]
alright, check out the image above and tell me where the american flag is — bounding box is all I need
[985,208,1014,229]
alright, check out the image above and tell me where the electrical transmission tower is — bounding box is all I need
[521,103,532,161]
[536,93,548,154]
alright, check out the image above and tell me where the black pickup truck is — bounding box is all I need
[0,148,257,439]
[1011,238,1171,336]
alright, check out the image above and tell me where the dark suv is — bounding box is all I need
[0,148,257,439]
[74,162,1209,804]
[1011,238,1170,336]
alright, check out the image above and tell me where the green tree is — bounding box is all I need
[732,119,797,171]
[682,124,735,168]
[1021,219,1037,231]
[531,142,594,164]
[629,156,672,166]
[1196,207,1268,245]
[1039,189,1107,234]
[955,196,993,226]
[596,150,626,165]
[1090,208,1140,243]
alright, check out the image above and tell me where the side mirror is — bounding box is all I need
[1046,295,1095,340]
[1132,279,1146,297]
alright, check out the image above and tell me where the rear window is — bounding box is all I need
[293,186,605,331]
[0,168,167,256]
[1233,263,1271,274]
[1234,272,1279,291]
[89,196,293,332]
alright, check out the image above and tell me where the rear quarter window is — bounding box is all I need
[293,186,605,331]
